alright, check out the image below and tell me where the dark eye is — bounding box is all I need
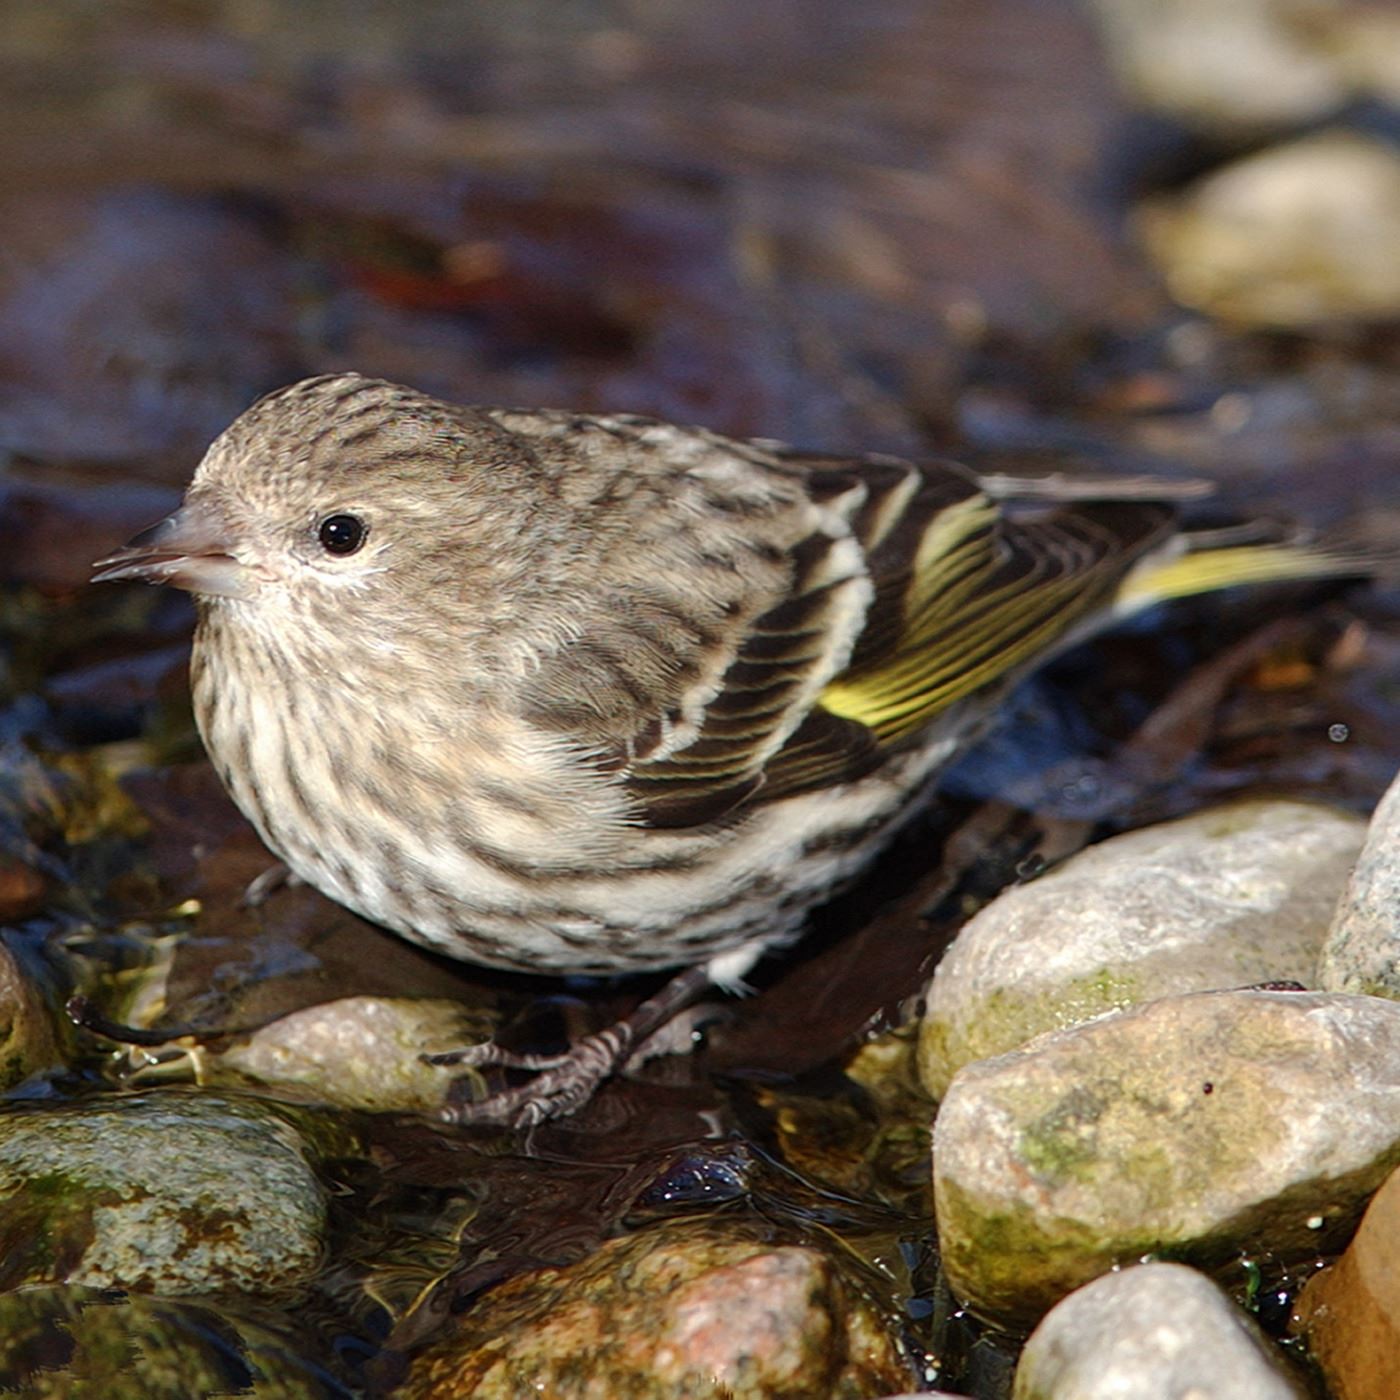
[317,514,367,556]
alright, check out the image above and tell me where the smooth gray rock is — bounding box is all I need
[920,800,1363,1099]
[933,989,1400,1326]
[1319,768,1400,998]
[1013,1262,1304,1399]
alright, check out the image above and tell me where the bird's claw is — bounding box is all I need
[240,862,300,909]
[424,1040,576,1073]
[435,1027,631,1129]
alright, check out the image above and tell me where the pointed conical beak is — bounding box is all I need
[91,500,251,599]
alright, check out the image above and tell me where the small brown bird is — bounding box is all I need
[93,373,1362,1125]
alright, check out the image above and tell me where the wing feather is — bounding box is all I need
[626,453,1180,825]
[510,416,1186,829]
[625,523,874,826]
[820,497,1176,745]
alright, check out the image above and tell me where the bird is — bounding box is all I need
[92,372,1368,1126]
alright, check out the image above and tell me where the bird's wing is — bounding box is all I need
[617,533,875,827]
[625,451,1180,824]
[495,414,890,830]
[816,482,1177,747]
[500,411,1181,830]
[616,457,912,829]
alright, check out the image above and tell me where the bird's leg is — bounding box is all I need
[240,861,302,908]
[430,965,713,1129]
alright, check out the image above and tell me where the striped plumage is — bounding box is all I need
[92,373,1361,1119]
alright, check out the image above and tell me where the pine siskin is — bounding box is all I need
[93,373,1367,1125]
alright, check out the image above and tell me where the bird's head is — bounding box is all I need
[92,373,568,674]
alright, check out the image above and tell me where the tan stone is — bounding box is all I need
[933,990,1400,1326]
[1293,1164,1400,1400]
[401,1219,911,1399]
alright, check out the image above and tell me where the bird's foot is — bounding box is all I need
[240,862,301,908]
[428,965,712,1130]
[434,1024,636,1128]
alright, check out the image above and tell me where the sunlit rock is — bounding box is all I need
[0,1090,330,1295]
[400,1218,912,1399]
[1014,1262,1305,1399]
[1319,767,1400,999]
[919,800,1363,1100]
[1085,0,1400,135]
[1136,131,1400,328]
[213,994,495,1113]
[933,989,1400,1327]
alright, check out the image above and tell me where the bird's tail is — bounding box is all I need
[1113,528,1394,616]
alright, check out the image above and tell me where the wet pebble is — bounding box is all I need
[0,932,59,1089]
[1292,1159,1400,1399]
[0,1090,330,1295]
[0,855,46,921]
[876,1394,971,1399]
[1085,0,1400,134]
[0,1284,341,1399]
[1319,766,1400,999]
[932,989,1400,1326]
[919,799,1363,1099]
[1014,1262,1305,1399]
[399,1218,911,1399]
[1136,130,1400,328]
[629,1143,753,1213]
[213,995,494,1114]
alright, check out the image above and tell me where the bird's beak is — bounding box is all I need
[91,499,252,599]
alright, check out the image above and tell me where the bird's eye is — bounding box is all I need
[317,514,367,556]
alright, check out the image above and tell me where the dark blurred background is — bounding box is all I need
[0,0,1393,501]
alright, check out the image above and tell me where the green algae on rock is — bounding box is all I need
[0,1090,331,1296]
[920,800,1364,1100]
[933,989,1400,1327]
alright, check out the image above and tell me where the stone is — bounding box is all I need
[1292,1160,1400,1400]
[0,931,59,1089]
[933,989,1400,1326]
[920,800,1363,1100]
[1136,131,1400,328]
[1084,0,1400,135]
[214,995,492,1113]
[400,1219,911,1399]
[1014,1261,1304,1399]
[1319,766,1400,999]
[0,1090,328,1295]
